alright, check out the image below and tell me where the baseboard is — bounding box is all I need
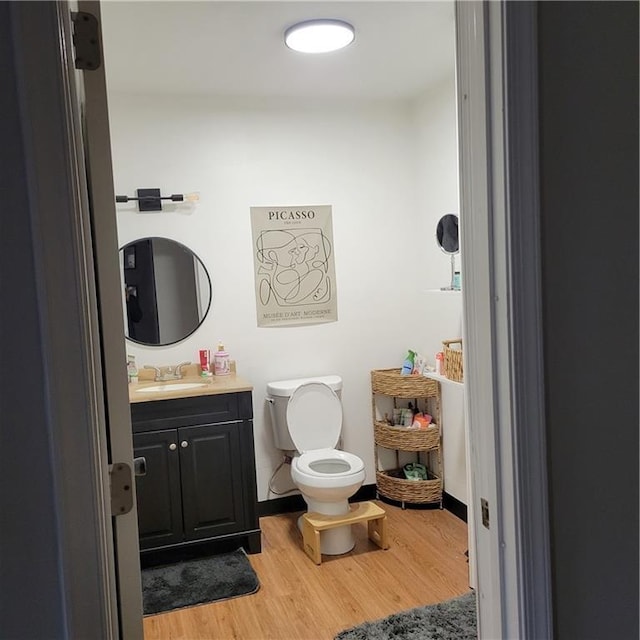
[140,529,262,568]
[258,485,467,523]
[443,492,468,522]
[257,493,305,517]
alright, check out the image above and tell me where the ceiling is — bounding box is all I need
[100,1,456,102]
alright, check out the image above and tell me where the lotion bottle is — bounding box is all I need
[127,355,138,383]
[214,341,230,376]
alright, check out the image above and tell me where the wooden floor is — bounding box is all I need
[143,501,471,640]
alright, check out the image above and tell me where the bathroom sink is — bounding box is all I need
[135,382,208,393]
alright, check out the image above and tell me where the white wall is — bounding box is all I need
[109,90,462,502]
[412,78,467,504]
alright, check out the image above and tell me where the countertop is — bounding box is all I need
[128,364,253,403]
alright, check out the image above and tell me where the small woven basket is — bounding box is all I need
[376,469,442,504]
[443,339,463,382]
[371,369,439,398]
[374,422,440,451]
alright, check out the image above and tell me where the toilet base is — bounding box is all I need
[297,498,355,556]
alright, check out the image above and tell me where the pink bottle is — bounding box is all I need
[435,352,445,376]
[214,342,230,376]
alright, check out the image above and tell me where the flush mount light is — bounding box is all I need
[284,19,355,53]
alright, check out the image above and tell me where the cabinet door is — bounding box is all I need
[179,423,245,541]
[133,430,183,550]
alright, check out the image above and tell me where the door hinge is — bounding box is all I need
[109,462,133,516]
[71,11,101,70]
[481,497,490,529]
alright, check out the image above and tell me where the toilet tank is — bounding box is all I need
[266,375,342,452]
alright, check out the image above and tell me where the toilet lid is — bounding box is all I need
[286,382,342,452]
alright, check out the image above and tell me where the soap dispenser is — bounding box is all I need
[214,341,230,376]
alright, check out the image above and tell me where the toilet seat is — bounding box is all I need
[296,448,365,477]
[286,382,342,453]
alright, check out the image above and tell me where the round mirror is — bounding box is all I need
[436,213,459,254]
[120,237,212,346]
[436,214,460,291]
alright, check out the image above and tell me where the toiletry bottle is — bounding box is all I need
[199,349,212,377]
[214,341,230,376]
[435,352,445,376]
[127,355,138,383]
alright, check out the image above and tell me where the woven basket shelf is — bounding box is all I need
[371,367,443,508]
[374,421,440,452]
[371,369,439,398]
[376,469,442,505]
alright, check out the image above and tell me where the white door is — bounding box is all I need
[62,2,144,636]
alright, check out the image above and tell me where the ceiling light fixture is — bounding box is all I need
[284,19,355,54]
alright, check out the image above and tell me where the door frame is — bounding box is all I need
[5,1,552,637]
[456,2,552,637]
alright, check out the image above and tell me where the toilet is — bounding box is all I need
[266,375,366,555]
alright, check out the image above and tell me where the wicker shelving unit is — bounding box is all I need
[371,369,443,508]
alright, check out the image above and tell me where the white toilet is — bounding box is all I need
[266,375,365,556]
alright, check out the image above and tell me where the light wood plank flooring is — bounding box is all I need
[143,501,471,640]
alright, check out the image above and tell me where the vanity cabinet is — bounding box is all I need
[371,369,443,508]
[131,391,261,555]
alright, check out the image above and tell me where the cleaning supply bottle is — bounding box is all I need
[214,341,230,376]
[401,350,416,376]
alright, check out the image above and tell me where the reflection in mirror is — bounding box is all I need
[435,214,460,290]
[120,237,212,346]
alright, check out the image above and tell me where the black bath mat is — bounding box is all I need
[141,548,260,615]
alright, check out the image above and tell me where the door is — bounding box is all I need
[69,0,145,636]
[180,423,246,539]
[4,2,143,637]
[134,430,183,549]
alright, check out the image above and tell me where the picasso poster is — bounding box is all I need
[250,205,338,327]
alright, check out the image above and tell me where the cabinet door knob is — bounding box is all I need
[181,440,189,448]
[169,443,177,451]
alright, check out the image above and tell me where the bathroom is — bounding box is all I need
[102,0,470,634]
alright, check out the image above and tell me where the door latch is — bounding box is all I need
[481,498,490,529]
[109,462,133,516]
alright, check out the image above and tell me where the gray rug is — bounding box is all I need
[335,591,476,640]
[141,548,260,615]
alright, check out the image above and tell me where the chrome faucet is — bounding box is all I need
[144,362,191,382]
[174,362,191,378]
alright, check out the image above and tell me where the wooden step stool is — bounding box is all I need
[301,501,389,565]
